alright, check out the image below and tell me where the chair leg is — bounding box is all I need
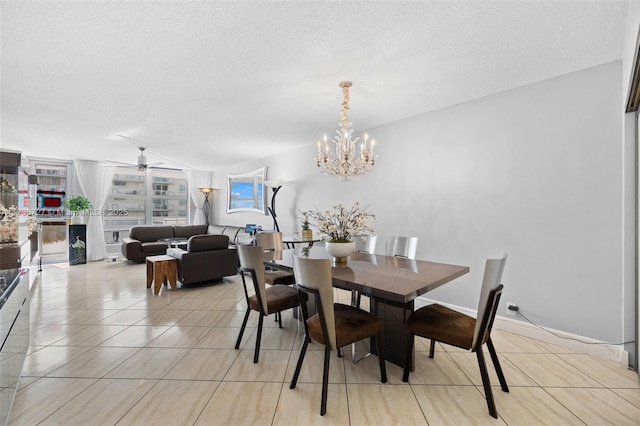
[375,332,387,383]
[476,347,498,419]
[235,308,251,349]
[254,315,264,363]
[320,345,331,416]
[487,338,509,392]
[402,333,414,382]
[350,290,362,308]
[278,311,283,328]
[429,339,436,358]
[350,290,359,307]
[290,336,310,389]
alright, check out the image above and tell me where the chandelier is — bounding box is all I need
[315,81,376,180]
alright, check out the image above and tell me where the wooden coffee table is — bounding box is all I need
[146,255,178,295]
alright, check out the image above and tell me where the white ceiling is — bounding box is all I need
[0,1,627,171]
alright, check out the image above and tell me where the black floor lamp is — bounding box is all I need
[264,180,283,232]
[198,187,215,226]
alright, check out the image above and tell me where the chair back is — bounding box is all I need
[293,256,337,350]
[354,234,377,254]
[238,245,268,313]
[385,236,418,259]
[471,252,508,350]
[256,232,284,251]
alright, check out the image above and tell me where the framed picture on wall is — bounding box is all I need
[227,167,267,214]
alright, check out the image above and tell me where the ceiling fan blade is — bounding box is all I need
[149,165,182,171]
[105,160,137,167]
[106,145,181,171]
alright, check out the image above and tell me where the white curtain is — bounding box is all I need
[74,160,116,261]
[185,170,214,225]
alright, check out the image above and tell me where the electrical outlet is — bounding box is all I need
[506,303,518,316]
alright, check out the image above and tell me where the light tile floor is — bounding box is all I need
[8,260,640,425]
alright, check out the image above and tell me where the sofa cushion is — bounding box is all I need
[188,234,230,252]
[207,225,227,235]
[207,225,247,244]
[130,226,174,243]
[221,226,242,243]
[174,225,208,238]
[141,241,169,253]
[235,232,255,246]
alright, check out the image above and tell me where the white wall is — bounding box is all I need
[622,1,640,367]
[215,61,624,343]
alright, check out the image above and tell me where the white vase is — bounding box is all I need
[325,241,356,263]
[70,215,86,225]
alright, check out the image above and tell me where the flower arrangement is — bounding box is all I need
[0,177,16,193]
[65,195,91,212]
[0,204,18,242]
[306,201,375,243]
[27,215,37,236]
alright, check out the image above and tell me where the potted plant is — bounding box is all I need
[307,201,375,263]
[300,212,313,240]
[65,195,91,224]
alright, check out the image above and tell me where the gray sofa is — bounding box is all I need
[166,234,239,285]
[121,224,252,262]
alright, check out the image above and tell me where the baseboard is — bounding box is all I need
[416,296,628,367]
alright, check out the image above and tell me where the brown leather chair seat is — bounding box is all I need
[402,252,509,419]
[290,256,387,416]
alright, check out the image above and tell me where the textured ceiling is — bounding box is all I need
[0,1,626,170]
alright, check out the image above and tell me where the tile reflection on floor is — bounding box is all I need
[8,260,640,425]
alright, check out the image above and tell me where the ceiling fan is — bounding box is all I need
[107,138,181,171]
[135,147,154,171]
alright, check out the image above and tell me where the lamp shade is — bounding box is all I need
[263,180,283,188]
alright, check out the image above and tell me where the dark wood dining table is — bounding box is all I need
[263,246,470,367]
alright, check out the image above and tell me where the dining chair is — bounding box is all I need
[354,233,377,254]
[385,236,418,259]
[255,231,295,285]
[255,231,284,250]
[351,233,377,310]
[290,255,387,416]
[235,245,304,363]
[402,252,509,418]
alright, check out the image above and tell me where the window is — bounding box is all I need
[103,168,146,246]
[150,170,188,225]
[103,168,189,245]
[227,167,266,214]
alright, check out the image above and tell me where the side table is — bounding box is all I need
[282,236,323,249]
[146,255,178,295]
[162,237,188,250]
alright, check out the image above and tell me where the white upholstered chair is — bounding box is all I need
[354,233,377,254]
[385,236,418,259]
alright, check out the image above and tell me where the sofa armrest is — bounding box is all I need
[167,247,187,259]
[122,237,140,245]
[122,237,143,261]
